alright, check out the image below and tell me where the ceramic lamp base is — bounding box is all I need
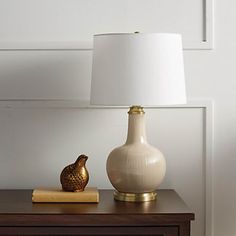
[107,106,166,201]
[114,190,157,202]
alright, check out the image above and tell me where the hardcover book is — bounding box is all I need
[32,187,99,203]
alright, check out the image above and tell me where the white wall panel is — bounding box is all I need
[0,102,213,236]
[0,51,92,99]
[0,0,213,49]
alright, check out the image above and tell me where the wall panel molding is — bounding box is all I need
[0,99,214,236]
[0,98,214,236]
[0,0,214,51]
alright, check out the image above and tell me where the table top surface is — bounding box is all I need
[0,189,194,218]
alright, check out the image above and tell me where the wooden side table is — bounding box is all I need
[0,189,194,236]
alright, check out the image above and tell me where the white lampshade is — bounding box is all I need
[90,33,186,106]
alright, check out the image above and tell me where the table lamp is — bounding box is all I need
[90,33,186,202]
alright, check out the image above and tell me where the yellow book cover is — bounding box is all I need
[32,187,99,203]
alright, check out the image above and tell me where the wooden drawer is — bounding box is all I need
[0,226,179,236]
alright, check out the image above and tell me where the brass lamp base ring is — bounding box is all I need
[114,190,157,202]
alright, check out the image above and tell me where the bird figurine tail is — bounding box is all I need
[60,154,89,192]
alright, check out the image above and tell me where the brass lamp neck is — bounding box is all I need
[126,106,147,144]
[128,106,145,115]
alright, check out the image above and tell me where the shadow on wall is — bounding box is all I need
[0,50,92,100]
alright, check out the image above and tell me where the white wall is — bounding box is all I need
[0,0,235,236]
[184,1,236,235]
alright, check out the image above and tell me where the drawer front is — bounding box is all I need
[0,226,179,236]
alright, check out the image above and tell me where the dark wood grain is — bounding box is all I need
[0,189,194,236]
[0,227,179,236]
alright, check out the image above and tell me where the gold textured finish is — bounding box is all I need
[60,155,89,192]
[32,187,99,203]
[128,106,145,115]
[114,191,157,202]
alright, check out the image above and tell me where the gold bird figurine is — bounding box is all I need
[60,155,89,192]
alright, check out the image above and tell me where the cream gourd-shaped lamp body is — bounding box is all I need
[106,108,166,193]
